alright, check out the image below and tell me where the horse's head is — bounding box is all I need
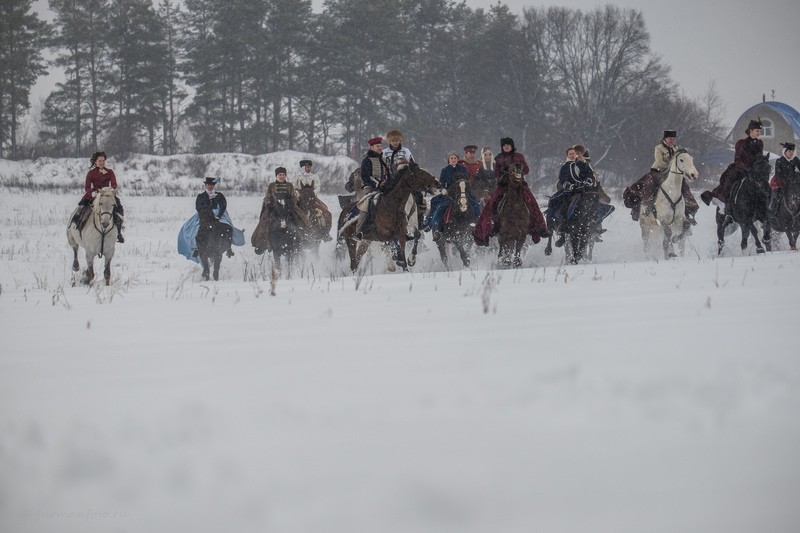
[671,149,698,182]
[93,187,117,230]
[298,183,316,207]
[399,163,440,193]
[751,153,772,181]
[452,179,471,213]
[507,163,525,187]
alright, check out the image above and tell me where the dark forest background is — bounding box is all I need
[1,0,728,184]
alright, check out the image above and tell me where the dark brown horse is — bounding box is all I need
[436,178,478,269]
[495,164,529,268]
[767,177,800,251]
[339,163,438,272]
[297,184,332,254]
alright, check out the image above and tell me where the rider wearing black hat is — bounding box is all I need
[770,141,800,218]
[702,119,765,209]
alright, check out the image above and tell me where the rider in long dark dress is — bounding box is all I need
[702,119,764,209]
[473,137,549,245]
[195,177,233,257]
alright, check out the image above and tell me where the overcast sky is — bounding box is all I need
[30,0,800,136]
[457,0,800,131]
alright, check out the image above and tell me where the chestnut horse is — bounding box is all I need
[495,164,529,268]
[339,163,438,272]
[297,183,332,254]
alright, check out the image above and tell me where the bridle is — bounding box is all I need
[91,191,116,257]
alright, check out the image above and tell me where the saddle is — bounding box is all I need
[70,204,93,231]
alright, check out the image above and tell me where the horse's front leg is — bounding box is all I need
[544,234,553,256]
[200,255,210,281]
[748,224,765,254]
[663,227,676,259]
[72,246,80,272]
[84,251,95,285]
[762,221,772,252]
[213,254,222,281]
[103,257,112,285]
[394,236,408,271]
[513,238,523,268]
[716,209,727,255]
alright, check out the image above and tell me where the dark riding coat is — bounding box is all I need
[360,150,391,190]
[196,190,227,219]
[773,155,800,189]
[705,136,765,205]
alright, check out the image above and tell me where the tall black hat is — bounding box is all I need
[781,142,796,152]
[203,176,219,185]
[663,130,677,138]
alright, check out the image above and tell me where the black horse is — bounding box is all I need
[436,178,478,269]
[561,189,602,264]
[716,153,772,255]
[267,193,303,270]
[767,177,800,251]
[196,212,233,281]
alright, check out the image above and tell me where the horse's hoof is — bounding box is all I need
[407,256,416,267]
[544,245,552,256]
[756,248,765,254]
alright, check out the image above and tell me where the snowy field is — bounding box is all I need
[1,188,799,533]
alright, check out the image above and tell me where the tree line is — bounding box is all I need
[1,0,727,184]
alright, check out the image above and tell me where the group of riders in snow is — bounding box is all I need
[68,120,800,267]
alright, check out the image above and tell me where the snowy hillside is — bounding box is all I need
[0,151,360,195]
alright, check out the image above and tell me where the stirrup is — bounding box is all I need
[354,231,364,241]
[226,249,234,258]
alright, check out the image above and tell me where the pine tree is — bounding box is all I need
[0,0,49,159]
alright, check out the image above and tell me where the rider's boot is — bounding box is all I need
[115,217,125,243]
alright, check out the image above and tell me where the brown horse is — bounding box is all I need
[496,164,529,268]
[297,183,332,254]
[339,163,438,272]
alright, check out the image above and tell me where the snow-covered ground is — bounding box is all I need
[1,175,799,532]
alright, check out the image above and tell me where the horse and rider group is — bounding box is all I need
[66,122,800,283]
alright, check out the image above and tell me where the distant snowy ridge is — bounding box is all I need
[0,151,360,196]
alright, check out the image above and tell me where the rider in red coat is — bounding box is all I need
[72,151,125,243]
[473,137,548,245]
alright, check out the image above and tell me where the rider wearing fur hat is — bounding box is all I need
[72,151,125,243]
[769,142,800,218]
[702,119,765,209]
[382,129,425,230]
[624,130,698,226]
[294,159,320,192]
[473,137,549,245]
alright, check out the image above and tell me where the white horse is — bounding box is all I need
[639,149,699,259]
[67,187,119,285]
